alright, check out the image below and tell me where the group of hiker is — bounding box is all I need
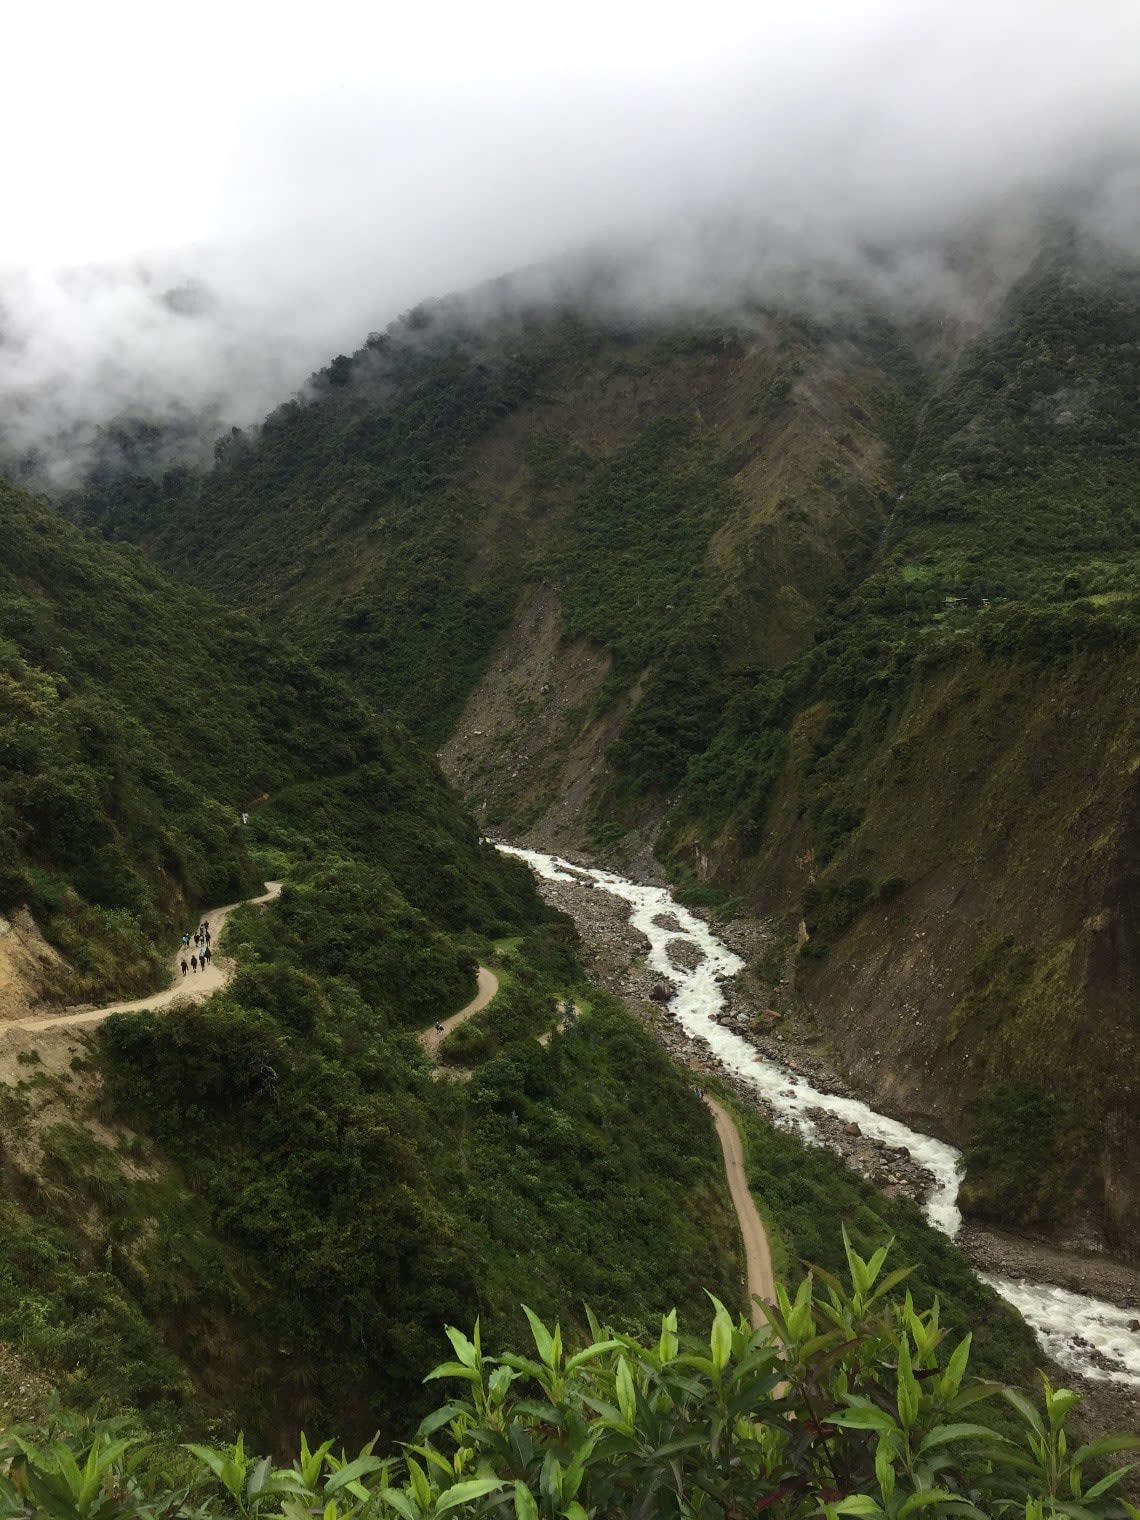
[178,921,213,977]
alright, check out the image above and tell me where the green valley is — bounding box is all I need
[67,256,1140,1260]
[0,478,747,1447]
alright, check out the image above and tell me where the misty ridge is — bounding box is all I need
[2,156,1138,494]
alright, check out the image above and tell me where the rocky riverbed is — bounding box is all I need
[537,869,944,1215]
[525,857,1140,1441]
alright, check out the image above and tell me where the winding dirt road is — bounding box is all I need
[9,883,283,1033]
[420,966,499,1058]
[707,1096,776,1326]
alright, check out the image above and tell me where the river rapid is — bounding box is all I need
[499,845,1140,1391]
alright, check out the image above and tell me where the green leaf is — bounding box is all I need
[435,1477,507,1514]
[657,1308,679,1365]
[833,1407,902,1435]
[1083,1465,1137,1501]
[407,1457,433,1512]
[522,1306,556,1369]
[424,1361,483,1384]
[246,1455,273,1498]
[1001,1387,1044,1437]
[565,1339,624,1373]
[896,1337,919,1431]
[918,1423,1002,1453]
[826,1496,885,1517]
[939,1334,972,1401]
[708,1296,732,1374]
[875,1435,897,1502]
[379,1486,421,1520]
[843,1226,871,1297]
[513,1481,538,1520]
[325,1455,386,1494]
[898,1489,968,1516]
[868,1265,916,1306]
[615,1356,636,1427]
[405,1445,454,1480]
[445,1326,480,1370]
[185,1443,237,1490]
[415,1405,466,1443]
[1071,1433,1140,1466]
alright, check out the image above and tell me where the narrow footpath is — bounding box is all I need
[9,883,283,1033]
[706,1096,777,1326]
[420,966,499,1059]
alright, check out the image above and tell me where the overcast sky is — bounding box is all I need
[3,0,1139,482]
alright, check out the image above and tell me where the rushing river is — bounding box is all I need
[499,845,1140,1390]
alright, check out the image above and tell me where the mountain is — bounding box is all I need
[64,252,1140,1264]
[0,475,763,1443]
[0,473,540,999]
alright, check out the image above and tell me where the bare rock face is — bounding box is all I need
[0,909,74,1022]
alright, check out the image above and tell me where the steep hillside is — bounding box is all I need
[0,474,538,1000]
[66,259,1140,1257]
[68,305,918,746]
[0,903,745,1450]
[658,266,1140,1254]
[0,473,753,1447]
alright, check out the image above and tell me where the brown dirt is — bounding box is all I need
[4,883,282,1043]
[0,910,74,1022]
[0,884,286,1173]
[438,584,646,854]
[420,967,500,1059]
[706,1096,776,1324]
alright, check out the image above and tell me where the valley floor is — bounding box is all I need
[511,845,1140,1437]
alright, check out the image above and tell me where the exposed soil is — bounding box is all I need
[5,883,282,1039]
[706,1096,776,1324]
[420,967,500,1060]
[0,910,75,1022]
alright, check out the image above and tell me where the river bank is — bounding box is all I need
[499,844,1140,1435]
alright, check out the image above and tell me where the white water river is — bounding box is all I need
[500,845,1140,1389]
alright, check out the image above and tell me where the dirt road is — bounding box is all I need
[707,1096,776,1326]
[9,883,283,1033]
[420,966,499,1057]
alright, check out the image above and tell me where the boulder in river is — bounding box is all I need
[649,984,671,1003]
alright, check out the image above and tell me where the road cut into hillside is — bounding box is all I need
[706,1096,776,1325]
[420,966,500,1059]
[8,883,283,1033]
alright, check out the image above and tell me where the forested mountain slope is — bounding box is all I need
[0,475,759,1446]
[66,258,1140,1258]
[0,475,538,1000]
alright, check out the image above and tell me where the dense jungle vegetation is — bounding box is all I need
[2,872,738,1448]
[0,471,754,1450]
[0,475,538,997]
[3,1241,1137,1520]
[63,257,1140,1250]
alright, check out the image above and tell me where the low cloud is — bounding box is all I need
[2,0,1138,488]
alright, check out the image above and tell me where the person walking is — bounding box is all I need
[182,932,191,949]
[180,956,189,977]
[190,954,198,973]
